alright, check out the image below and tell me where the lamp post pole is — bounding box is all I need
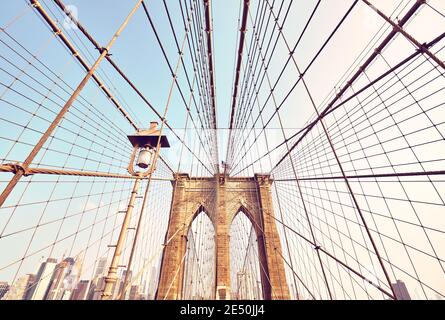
[101,175,142,300]
[118,164,155,299]
[101,122,169,300]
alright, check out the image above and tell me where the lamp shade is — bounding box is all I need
[136,148,153,169]
[127,122,170,148]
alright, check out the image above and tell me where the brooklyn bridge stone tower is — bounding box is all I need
[156,173,290,300]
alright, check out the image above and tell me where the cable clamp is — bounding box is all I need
[5,163,32,177]
[416,43,428,53]
[99,47,111,57]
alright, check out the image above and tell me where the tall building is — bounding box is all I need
[147,266,157,300]
[0,282,10,300]
[84,257,108,300]
[61,256,82,300]
[86,280,97,300]
[93,257,107,279]
[141,279,148,300]
[110,274,121,300]
[392,280,411,300]
[129,285,140,300]
[91,276,106,300]
[26,258,57,300]
[4,274,35,300]
[45,257,76,300]
[116,269,132,300]
[70,280,90,300]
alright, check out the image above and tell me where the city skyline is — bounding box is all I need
[1,253,423,300]
[1,253,162,300]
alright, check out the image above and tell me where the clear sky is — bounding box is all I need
[0,0,445,300]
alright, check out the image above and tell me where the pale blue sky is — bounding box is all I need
[1,0,445,300]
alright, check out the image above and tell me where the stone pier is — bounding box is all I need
[155,173,290,300]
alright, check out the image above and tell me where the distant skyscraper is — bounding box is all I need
[83,257,108,300]
[392,280,411,300]
[4,274,35,300]
[117,269,132,300]
[70,280,90,300]
[93,257,108,279]
[110,275,121,300]
[61,256,82,300]
[129,285,140,300]
[91,276,106,300]
[86,280,97,300]
[147,266,157,299]
[27,258,57,300]
[45,257,76,300]
[0,282,10,300]
[141,279,148,299]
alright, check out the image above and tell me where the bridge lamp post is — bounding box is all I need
[102,121,169,300]
[126,121,170,176]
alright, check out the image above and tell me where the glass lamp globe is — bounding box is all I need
[136,147,153,169]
